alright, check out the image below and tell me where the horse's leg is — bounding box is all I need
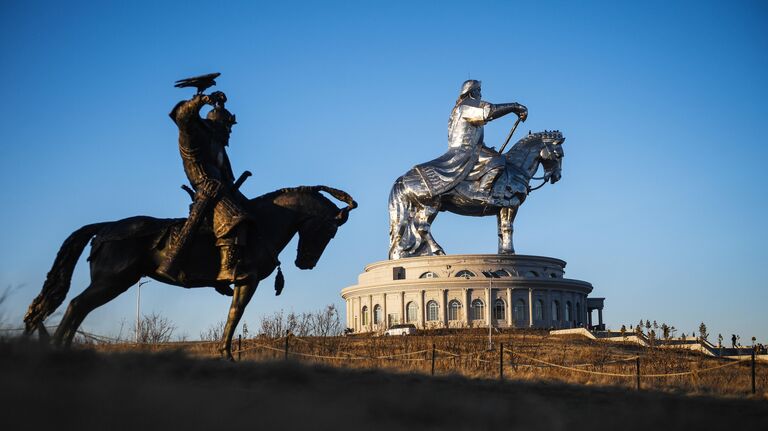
[53,281,122,346]
[54,242,142,346]
[389,177,422,259]
[220,280,258,361]
[55,275,139,346]
[415,203,444,256]
[497,206,519,254]
[53,285,94,346]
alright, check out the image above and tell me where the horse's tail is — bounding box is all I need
[23,222,111,335]
[388,177,419,259]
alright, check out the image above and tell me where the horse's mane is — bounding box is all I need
[508,130,564,153]
[250,186,357,213]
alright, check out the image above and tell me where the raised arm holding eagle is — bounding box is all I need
[157,73,253,284]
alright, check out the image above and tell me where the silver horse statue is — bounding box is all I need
[388,82,564,259]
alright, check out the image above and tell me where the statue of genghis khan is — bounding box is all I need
[157,73,252,284]
[415,79,527,202]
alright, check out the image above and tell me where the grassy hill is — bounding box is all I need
[92,329,767,397]
[2,333,766,430]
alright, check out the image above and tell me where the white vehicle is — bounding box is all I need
[384,324,417,336]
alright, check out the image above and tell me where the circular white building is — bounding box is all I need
[341,254,604,333]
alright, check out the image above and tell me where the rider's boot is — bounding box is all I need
[216,244,250,284]
[157,183,218,280]
[479,168,501,192]
[157,244,182,280]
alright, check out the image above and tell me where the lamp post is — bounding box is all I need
[488,276,492,350]
[135,279,151,343]
[482,271,501,350]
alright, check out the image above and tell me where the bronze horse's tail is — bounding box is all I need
[23,222,111,336]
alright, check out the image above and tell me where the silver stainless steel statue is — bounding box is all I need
[388,80,565,259]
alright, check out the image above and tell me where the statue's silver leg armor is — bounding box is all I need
[497,207,517,254]
[417,204,444,256]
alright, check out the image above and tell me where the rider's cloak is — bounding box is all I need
[414,98,505,197]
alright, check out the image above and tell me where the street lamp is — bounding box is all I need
[482,270,501,350]
[136,278,151,343]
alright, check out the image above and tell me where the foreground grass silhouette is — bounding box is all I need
[1,340,765,430]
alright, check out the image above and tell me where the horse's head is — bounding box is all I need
[537,130,565,184]
[293,186,357,270]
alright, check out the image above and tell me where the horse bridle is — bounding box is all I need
[527,142,561,192]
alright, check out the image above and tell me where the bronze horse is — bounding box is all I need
[23,186,356,359]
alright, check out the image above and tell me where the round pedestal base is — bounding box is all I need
[341,254,595,333]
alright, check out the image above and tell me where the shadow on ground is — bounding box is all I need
[1,340,765,430]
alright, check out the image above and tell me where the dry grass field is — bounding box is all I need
[1,335,766,431]
[91,329,767,398]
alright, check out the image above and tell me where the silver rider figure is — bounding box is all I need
[414,80,527,201]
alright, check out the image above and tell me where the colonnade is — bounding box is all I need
[347,287,590,333]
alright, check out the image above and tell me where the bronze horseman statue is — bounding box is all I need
[389,80,564,259]
[158,74,252,284]
[23,73,356,359]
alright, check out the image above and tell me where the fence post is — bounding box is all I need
[635,356,641,391]
[431,343,436,376]
[284,331,290,361]
[752,349,756,395]
[237,334,242,361]
[509,341,515,371]
[499,343,504,381]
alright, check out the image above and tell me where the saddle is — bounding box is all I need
[89,216,186,255]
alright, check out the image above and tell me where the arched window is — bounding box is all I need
[455,270,475,279]
[426,301,439,321]
[576,302,581,324]
[470,299,484,320]
[526,271,540,278]
[448,300,462,321]
[373,304,382,324]
[494,299,505,320]
[552,300,560,321]
[549,273,558,278]
[406,301,418,323]
[361,306,368,326]
[419,271,439,279]
[494,269,511,277]
[514,299,526,321]
[565,301,572,322]
[534,299,543,320]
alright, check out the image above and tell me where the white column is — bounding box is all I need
[442,289,448,327]
[382,293,388,329]
[420,290,426,329]
[528,288,534,327]
[464,288,470,326]
[368,295,373,331]
[506,288,513,327]
[346,299,351,331]
[400,291,406,325]
[354,298,360,332]
[486,285,492,328]
[344,298,355,329]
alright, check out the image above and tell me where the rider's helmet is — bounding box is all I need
[459,79,481,97]
[207,106,237,128]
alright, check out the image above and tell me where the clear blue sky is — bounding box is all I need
[1,1,766,342]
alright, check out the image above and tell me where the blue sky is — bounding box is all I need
[1,1,766,342]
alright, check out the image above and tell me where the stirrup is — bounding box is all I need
[157,261,179,279]
[216,269,251,284]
